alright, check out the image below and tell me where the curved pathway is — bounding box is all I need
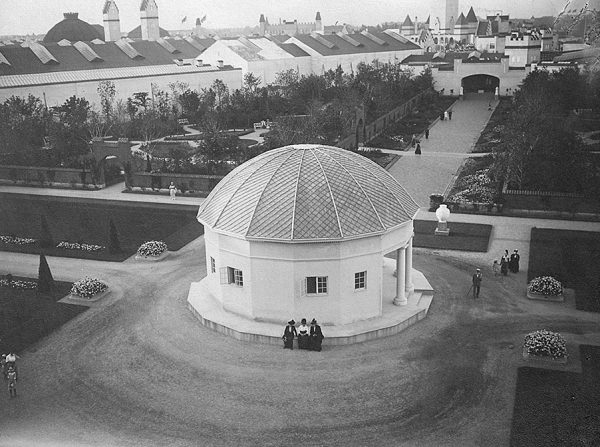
[0,239,599,446]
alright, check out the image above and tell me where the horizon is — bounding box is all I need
[0,0,560,37]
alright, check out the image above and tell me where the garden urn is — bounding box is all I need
[435,204,450,236]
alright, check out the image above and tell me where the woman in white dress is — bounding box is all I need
[169,182,177,200]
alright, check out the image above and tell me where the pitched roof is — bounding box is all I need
[0,38,214,76]
[402,15,414,27]
[291,30,420,56]
[128,25,170,39]
[466,7,478,23]
[102,0,118,14]
[476,20,499,36]
[456,13,467,26]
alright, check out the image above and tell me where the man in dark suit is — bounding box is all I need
[472,269,483,298]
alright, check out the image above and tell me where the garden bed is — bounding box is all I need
[0,194,203,262]
[0,276,85,353]
[412,221,492,252]
[472,98,513,153]
[528,228,600,312]
[368,97,456,150]
[511,345,600,446]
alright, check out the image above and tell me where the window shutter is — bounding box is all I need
[219,267,228,284]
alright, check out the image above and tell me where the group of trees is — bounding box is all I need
[491,67,600,196]
[0,61,433,170]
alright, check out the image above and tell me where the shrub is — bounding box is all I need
[137,240,167,257]
[37,253,54,293]
[70,277,107,299]
[524,330,567,359]
[108,219,121,254]
[528,276,563,296]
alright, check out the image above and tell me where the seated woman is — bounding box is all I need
[297,318,310,350]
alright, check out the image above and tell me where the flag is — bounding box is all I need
[181,16,187,24]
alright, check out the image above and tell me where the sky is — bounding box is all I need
[0,0,561,36]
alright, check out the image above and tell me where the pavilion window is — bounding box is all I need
[219,266,243,286]
[305,276,327,295]
[354,271,366,290]
[210,256,216,273]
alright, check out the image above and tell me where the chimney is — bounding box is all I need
[195,59,203,67]
[140,0,160,41]
[259,14,266,36]
[217,60,223,68]
[102,1,121,42]
[415,16,418,34]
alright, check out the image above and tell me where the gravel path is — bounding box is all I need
[1,240,599,446]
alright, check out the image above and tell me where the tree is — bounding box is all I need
[37,253,54,294]
[108,218,121,253]
[97,80,116,122]
[39,215,54,249]
[0,95,49,162]
[48,95,91,165]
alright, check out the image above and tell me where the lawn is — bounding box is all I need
[528,228,600,312]
[0,276,86,354]
[413,220,492,252]
[510,345,600,446]
[0,194,204,262]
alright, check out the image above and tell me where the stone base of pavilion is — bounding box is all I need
[187,258,434,346]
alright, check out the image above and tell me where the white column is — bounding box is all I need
[394,247,407,306]
[405,237,413,294]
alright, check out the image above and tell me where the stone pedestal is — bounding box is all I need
[435,221,450,236]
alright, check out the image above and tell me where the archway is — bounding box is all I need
[99,155,126,187]
[461,74,499,95]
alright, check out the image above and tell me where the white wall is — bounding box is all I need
[0,68,243,107]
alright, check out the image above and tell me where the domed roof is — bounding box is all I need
[44,13,103,43]
[197,145,419,242]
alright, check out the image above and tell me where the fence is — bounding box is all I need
[502,184,599,214]
[128,172,224,197]
[0,164,105,189]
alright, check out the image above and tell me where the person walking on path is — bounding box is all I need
[169,182,177,200]
[297,318,310,350]
[425,128,429,139]
[309,319,324,351]
[282,320,297,350]
[444,110,449,120]
[509,250,520,273]
[7,367,17,397]
[415,142,421,155]
[472,268,483,298]
[448,109,453,120]
[492,260,500,276]
[500,251,509,276]
[411,134,416,148]
[440,111,445,121]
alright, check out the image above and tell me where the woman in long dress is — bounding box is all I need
[297,318,310,350]
[169,182,177,200]
[282,320,297,349]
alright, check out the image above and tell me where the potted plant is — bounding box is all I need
[135,240,168,261]
[527,276,564,302]
[523,329,567,364]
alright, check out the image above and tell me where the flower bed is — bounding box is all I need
[0,235,37,245]
[523,330,567,363]
[137,240,168,258]
[0,278,37,289]
[70,277,108,299]
[57,241,105,252]
[527,276,564,302]
[447,168,496,205]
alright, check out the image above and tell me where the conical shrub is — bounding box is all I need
[37,253,54,294]
[108,218,121,254]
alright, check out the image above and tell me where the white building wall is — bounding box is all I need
[432,59,530,96]
[0,68,243,107]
